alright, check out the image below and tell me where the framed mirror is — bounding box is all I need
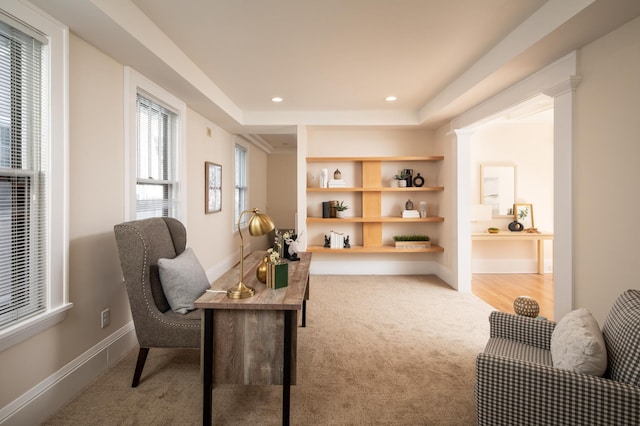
[480,162,517,217]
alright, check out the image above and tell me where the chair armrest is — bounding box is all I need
[476,352,640,426]
[489,311,556,350]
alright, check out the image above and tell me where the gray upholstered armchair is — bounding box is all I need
[475,290,640,425]
[114,217,201,387]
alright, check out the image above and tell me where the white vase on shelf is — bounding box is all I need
[321,168,329,188]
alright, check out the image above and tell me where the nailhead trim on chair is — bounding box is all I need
[115,224,199,329]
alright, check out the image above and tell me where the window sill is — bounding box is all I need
[0,303,73,353]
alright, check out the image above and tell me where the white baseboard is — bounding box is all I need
[434,263,457,291]
[308,256,440,275]
[0,322,137,426]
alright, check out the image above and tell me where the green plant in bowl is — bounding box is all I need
[335,201,348,211]
[393,234,430,241]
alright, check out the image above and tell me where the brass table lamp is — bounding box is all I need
[227,208,275,299]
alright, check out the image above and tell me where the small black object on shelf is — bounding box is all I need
[322,201,330,218]
[403,168,413,187]
[508,221,524,232]
[413,173,424,187]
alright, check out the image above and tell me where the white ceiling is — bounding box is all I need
[29,0,640,150]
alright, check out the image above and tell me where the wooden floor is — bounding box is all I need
[472,273,554,320]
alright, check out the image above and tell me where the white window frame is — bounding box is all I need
[124,67,187,222]
[234,141,249,232]
[0,1,71,352]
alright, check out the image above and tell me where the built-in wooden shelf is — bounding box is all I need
[306,245,445,253]
[305,155,445,254]
[306,186,444,192]
[306,216,444,223]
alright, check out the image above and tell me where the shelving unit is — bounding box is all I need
[305,156,445,254]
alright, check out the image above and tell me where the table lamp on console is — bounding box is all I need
[227,208,275,299]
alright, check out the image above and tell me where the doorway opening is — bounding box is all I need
[467,96,555,319]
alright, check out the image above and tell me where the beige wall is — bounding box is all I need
[573,15,640,324]
[184,124,270,272]
[267,152,298,232]
[247,138,271,251]
[0,33,269,409]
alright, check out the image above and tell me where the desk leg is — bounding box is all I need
[302,276,309,328]
[301,300,306,328]
[283,310,293,426]
[537,240,544,275]
[203,309,214,426]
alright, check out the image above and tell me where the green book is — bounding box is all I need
[267,262,288,289]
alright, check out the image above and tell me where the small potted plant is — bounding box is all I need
[393,234,431,248]
[393,170,409,187]
[335,201,348,218]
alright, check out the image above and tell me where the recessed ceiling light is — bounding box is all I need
[272,97,283,103]
[385,96,397,102]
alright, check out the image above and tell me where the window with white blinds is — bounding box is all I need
[124,67,185,222]
[235,143,248,229]
[135,94,178,219]
[0,19,47,330]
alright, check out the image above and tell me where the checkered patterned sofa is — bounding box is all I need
[475,289,640,425]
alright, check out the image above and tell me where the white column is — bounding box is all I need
[544,76,581,320]
[452,129,474,292]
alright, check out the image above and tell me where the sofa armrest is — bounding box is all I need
[489,311,556,350]
[476,352,640,426]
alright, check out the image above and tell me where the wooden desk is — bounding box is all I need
[471,232,553,274]
[194,251,311,426]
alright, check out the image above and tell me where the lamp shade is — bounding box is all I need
[247,211,275,236]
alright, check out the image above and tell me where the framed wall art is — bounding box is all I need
[205,161,222,213]
[514,203,534,229]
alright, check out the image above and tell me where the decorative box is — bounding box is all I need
[267,262,288,289]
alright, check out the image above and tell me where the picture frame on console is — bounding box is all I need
[514,203,534,229]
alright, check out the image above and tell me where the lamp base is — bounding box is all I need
[226,282,255,299]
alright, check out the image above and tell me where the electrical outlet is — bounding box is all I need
[101,308,110,329]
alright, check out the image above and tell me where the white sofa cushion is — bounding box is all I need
[551,308,607,376]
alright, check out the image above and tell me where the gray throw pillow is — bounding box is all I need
[158,248,210,314]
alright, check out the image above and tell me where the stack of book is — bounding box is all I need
[402,210,420,218]
[328,179,347,188]
[266,261,288,289]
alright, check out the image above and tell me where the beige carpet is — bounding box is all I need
[44,275,494,425]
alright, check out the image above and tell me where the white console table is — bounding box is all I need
[471,232,554,274]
